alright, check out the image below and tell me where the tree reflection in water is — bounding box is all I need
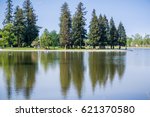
[0,51,126,99]
[0,52,38,99]
[59,52,84,98]
[89,52,126,91]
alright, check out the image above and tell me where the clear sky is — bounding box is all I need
[0,0,150,36]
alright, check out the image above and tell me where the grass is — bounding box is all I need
[0,47,128,52]
[2,47,43,50]
[3,46,149,51]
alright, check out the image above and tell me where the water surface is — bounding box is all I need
[0,49,150,100]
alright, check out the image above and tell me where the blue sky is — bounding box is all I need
[0,0,150,36]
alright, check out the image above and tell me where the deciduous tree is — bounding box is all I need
[0,23,16,47]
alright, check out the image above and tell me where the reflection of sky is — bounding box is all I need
[0,50,150,99]
[0,70,6,99]
[0,0,150,36]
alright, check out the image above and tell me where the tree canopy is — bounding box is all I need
[0,1,128,49]
[3,0,13,25]
[118,22,127,49]
[72,2,87,48]
[23,0,39,46]
[88,9,100,48]
[13,6,25,47]
[59,2,72,48]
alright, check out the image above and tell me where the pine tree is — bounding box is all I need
[23,0,39,46]
[99,14,108,48]
[3,0,13,25]
[88,9,100,48]
[14,6,25,47]
[72,2,87,48]
[118,22,127,49]
[103,15,109,48]
[59,2,72,48]
[109,17,118,49]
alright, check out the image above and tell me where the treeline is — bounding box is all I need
[127,33,150,47]
[58,2,127,49]
[0,1,127,49]
[0,0,39,47]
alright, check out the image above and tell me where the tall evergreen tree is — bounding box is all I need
[99,14,108,48]
[88,9,100,48]
[59,2,72,48]
[14,6,25,47]
[109,17,118,49]
[72,2,87,48]
[3,0,13,25]
[118,22,127,49]
[23,0,39,46]
[103,15,109,48]
[98,14,105,48]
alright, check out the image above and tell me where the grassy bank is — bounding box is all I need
[2,46,150,52]
[0,47,129,52]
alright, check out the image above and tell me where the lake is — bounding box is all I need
[0,48,150,100]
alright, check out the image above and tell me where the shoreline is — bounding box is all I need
[0,47,149,52]
[0,48,127,52]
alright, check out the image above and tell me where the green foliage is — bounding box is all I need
[127,34,150,47]
[49,30,59,48]
[103,15,110,45]
[99,15,109,48]
[72,2,87,48]
[1,1,128,49]
[0,29,2,37]
[31,37,40,48]
[40,29,59,49]
[23,0,39,46]
[59,2,72,48]
[127,37,133,47]
[3,0,13,25]
[117,22,127,49]
[40,29,51,49]
[13,6,25,47]
[109,17,118,49]
[0,23,17,47]
[88,9,100,48]
[0,30,3,46]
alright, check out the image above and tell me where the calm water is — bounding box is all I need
[0,49,150,100]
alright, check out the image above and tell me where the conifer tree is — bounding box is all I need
[59,2,72,48]
[109,17,118,49]
[13,6,25,47]
[23,0,39,46]
[118,22,127,49]
[88,9,100,48]
[103,15,109,47]
[72,2,87,48]
[3,0,13,25]
[95,14,109,49]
